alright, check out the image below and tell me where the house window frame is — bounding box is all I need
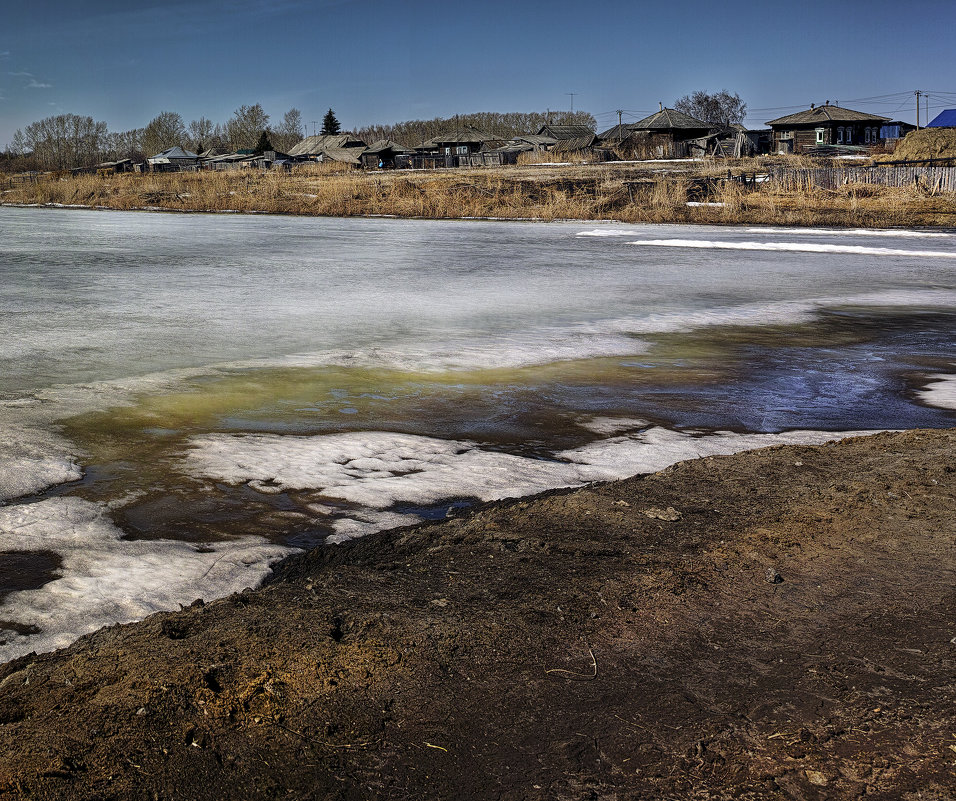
[837,127,844,144]
[456,145,469,155]
[815,127,825,144]
[845,128,852,144]
[865,127,872,144]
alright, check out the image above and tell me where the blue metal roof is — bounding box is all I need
[927,109,956,127]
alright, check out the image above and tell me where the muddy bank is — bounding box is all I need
[0,429,954,799]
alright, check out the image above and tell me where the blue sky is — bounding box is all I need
[2,0,955,147]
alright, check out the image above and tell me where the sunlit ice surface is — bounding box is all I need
[1,208,953,660]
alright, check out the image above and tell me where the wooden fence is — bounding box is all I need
[767,165,956,194]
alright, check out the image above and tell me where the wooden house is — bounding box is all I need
[147,146,200,172]
[288,134,368,164]
[623,108,713,159]
[536,124,596,141]
[417,126,499,156]
[360,139,414,169]
[766,103,890,153]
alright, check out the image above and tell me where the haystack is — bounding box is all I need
[888,128,956,161]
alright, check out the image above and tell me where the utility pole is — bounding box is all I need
[567,92,576,114]
[915,91,921,130]
[617,109,623,130]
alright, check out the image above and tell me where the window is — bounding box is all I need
[456,145,468,155]
[865,128,872,144]
[815,128,825,144]
[837,127,844,144]
[845,128,852,144]
[778,130,792,139]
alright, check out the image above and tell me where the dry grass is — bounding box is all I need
[2,159,954,227]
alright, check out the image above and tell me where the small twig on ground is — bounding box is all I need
[546,641,598,680]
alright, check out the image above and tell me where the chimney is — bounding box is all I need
[811,103,815,109]
[659,101,663,111]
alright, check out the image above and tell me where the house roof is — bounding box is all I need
[321,147,366,164]
[629,108,711,131]
[553,134,597,152]
[148,146,199,162]
[537,124,596,140]
[511,134,557,147]
[288,134,367,156]
[364,139,415,154]
[927,109,956,128]
[597,123,632,141]
[766,105,890,126]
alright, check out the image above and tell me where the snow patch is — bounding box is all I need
[627,239,956,258]
[184,427,879,542]
[918,374,956,410]
[0,498,293,662]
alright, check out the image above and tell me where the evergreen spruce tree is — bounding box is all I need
[254,130,273,155]
[321,108,341,136]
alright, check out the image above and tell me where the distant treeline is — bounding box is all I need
[2,107,597,172]
[353,111,598,146]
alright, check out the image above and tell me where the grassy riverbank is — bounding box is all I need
[4,159,956,227]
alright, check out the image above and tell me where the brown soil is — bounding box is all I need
[1,429,955,800]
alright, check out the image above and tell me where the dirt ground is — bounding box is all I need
[0,429,954,800]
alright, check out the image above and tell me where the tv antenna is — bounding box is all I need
[567,92,576,113]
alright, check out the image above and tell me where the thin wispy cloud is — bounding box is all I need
[7,71,53,88]
[0,51,10,60]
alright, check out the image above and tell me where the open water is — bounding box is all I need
[1,206,954,661]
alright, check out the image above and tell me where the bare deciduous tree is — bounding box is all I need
[226,104,270,150]
[673,90,747,128]
[14,113,109,169]
[142,111,187,156]
[271,107,304,152]
[187,117,215,153]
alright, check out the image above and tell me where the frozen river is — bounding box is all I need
[1,207,954,660]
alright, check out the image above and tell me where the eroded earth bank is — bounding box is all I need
[1,429,955,800]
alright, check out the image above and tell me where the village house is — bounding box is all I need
[288,134,368,165]
[418,126,499,157]
[536,123,596,142]
[412,125,501,167]
[360,139,414,169]
[766,103,890,153]
[146,146,201,171]
[607,108,713,159]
